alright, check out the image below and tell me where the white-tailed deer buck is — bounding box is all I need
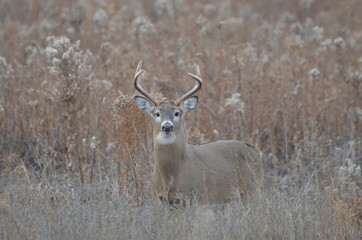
[134,61,263,205]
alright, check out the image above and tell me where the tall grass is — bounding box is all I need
[0,0,361,239]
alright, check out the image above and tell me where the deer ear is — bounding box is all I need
[135,96,155,117]
[180,96,198,113]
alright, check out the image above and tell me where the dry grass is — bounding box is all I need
[0,0,361,239]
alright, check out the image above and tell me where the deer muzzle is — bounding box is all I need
[161,122,174,133]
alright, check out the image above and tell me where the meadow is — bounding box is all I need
[0,0,361,239]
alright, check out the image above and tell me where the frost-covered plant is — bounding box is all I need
[155,0,176,19]
[290,22,304,35]
[333,37,345,49]
[131,16,156,43]
[318,39,332,52]
[312,26,324,41]
[338,158,361,180]
[299,0,314,9]
[0,56,14,80]
[93,9,108,33]
[279,12,295,25]
[196,15,208,35]
[46,36,93,80]
[45,36,93,101]
[308,68,320,80]
[0,104,5,122]
[244,43,258,62]
[225,93,245,113]
[90,136,97,150]
[44,36,94,182]
[0,56,14,102]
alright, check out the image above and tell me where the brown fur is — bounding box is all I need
[149,102,264,205]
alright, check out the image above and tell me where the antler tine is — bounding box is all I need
[174,64,203,105]
[134,60,159,105]
[135,59,143,73]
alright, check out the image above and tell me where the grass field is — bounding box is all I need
[0,0,361,239]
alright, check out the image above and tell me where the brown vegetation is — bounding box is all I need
[0,0,361,239]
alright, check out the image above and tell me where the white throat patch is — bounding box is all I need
[157,132,176,145]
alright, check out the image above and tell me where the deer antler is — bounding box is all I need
[174,64,203,105]
[134,60,159,105]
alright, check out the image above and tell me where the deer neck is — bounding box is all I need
[153,121,187,174]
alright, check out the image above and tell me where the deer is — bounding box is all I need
[133,61,263,206]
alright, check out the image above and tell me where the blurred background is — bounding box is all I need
[0,0,360,238]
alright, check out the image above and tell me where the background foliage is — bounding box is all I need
[0,0,361,239]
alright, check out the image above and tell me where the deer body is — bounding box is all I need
[153,139,263,205]
[133,61,263,205]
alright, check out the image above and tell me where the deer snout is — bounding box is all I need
[161,122,174,133]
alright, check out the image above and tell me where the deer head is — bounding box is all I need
[134,60,202,145]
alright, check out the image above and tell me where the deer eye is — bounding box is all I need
[155,112,160,117]
[174,112,180,117]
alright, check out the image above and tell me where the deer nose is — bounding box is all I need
[162,122,174,133]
